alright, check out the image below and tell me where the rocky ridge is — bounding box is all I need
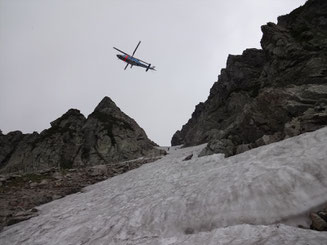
[0,96,164,174]
[172,0,327,156]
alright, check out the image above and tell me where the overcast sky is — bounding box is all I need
[0,0,306,146]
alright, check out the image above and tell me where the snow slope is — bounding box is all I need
[1,127,327,244]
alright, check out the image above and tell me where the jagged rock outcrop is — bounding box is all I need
[0,131,24,169]
[75,97,161,166]
[0,109,86,173]
[0,97,163,173]
[172,0,327,156]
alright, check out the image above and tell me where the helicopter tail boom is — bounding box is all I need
[146,64,156,72]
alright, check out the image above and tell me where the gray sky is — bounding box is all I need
[0,0,306,146]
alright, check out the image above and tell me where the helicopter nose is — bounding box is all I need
[116,54,121,59]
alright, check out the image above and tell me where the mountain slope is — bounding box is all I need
[0,97,163,173]
[1,127,327,244]
[172,0,327,156]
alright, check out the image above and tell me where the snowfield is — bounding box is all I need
[1,127,327,244]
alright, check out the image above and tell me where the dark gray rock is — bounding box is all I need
[171,48,266,148]
[0,110,86,173]
[172,0,327,156]
[6,209,39,226]
[0,97,163,174]
[183,154,193,161]
[199,139,234,157]
[317,211,327,223]
[310,212,327,231]
[75,97,161,167]
[0,131,24,169]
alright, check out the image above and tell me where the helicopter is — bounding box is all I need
[114,41,156,72]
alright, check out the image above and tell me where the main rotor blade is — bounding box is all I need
[132,41,141,57]
[113,47,130,56]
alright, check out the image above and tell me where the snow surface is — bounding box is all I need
[1,127,327,244]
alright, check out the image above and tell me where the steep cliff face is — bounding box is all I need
[0,97,162,173]
[172,0,327,156]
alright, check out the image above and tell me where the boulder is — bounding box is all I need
[199,139,234,157]
[88,165,108,176]
[310,212,327,231]
[6,208,38,227]
[183,154,193,161]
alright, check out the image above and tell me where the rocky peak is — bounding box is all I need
[89,96,136,129]
[172,0,327,157]
[80,97,159,166]
[50,109,86,129]
[278,0,327,39]
[0,97,163,174]
[93,96,120,114]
